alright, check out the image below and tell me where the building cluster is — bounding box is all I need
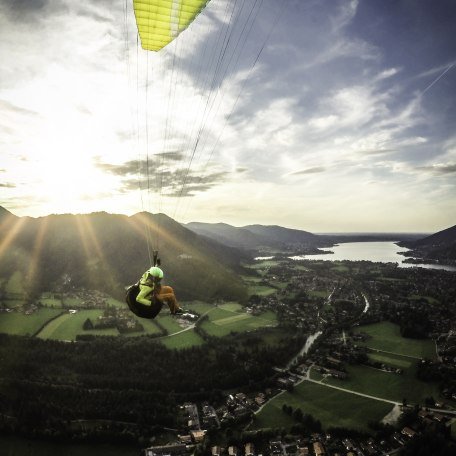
[143,408,456,456]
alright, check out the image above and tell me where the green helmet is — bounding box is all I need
[148,266,163,279]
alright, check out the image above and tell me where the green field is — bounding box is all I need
[354,321,436,359]
[0,308,62,336]
[160,329,205,349]
[200,306,277,337]
[247,284,277,297]
[5,271,25,295]
[3,299,26,308]
[156,314,183,334]
[132,318,163,336]
[185,301,215,315]
[331,264,350,273]
[62,297,85,308]
[324,361,441,404]
[39,293,62,307]
[107,297,126,308]
[37,310,119,340]
[253,381,392,432]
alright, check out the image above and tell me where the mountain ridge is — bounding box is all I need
[0,208,248,302]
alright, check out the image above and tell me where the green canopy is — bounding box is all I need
[133,0,211,51]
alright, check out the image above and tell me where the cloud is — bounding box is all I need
[0,0,50,21]
[417,163,456,175]
[356,149,395,156]
[96,158,228,197]
[289,166,326,176]
[0,99,39,117]
[0,182,16,188]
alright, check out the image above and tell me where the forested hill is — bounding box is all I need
[186,222,325,250]
[0,208,248,302]
[186,222,283,249]
[400,224,456,262]
[244,224,319,245]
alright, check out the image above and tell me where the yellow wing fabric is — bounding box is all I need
[133,0,211,51]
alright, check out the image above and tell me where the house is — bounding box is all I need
[228,446,238,456]
[143,444,187,456]
[313,442,325,456]
[401,427,416,438]
[190,430,206,443]
[178,435,192,444]
[245,442,255,456]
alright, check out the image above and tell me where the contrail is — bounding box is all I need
[421,62,454,95]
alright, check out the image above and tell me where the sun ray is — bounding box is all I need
[0,217,27,262]
[27,217,49,285]
[74,215,94,263]
[76,216,106,263]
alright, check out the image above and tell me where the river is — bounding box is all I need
[290,241,456,272]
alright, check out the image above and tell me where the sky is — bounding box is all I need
[0,0,455,233]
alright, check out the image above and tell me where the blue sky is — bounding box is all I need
[0,0,455,232]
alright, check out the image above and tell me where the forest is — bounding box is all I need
[0,330,306,442]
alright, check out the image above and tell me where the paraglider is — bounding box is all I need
[133,0,211,51]
[125,0,212,318]
[125,0,279,317]
[126,252,183,319]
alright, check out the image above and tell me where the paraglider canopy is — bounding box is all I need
[133,0,211,51]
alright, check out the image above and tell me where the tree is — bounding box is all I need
[83,318,93,330]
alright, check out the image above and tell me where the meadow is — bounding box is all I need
[200,304,277,337]
[5,271,26,296]
[323,361,441,404]
[317,322,442,403]
[354,321,437,359]
[36,310,119,340]
[160,329,205,349]
[253,381,392,432]
[0,308,62,336]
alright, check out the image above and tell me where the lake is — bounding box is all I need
[290,241,456,272]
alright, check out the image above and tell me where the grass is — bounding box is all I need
[218,302,243,312]
[247,285,277,297]
[354,321,437,359]
[155,314,183,335]
[39,293,63,307]
[0,308,62,336]
[3,299,26,308]
[200,307,277,337]
[130,318,163,336]
[5,271,25,295]
[107,297,126,308]
[324,362,441,404]
[331,264,350,273]
[37,310,119,340]
[62,297,85,308]
[253,381,393,432]
[367,352,413,369]
[185,301,215,315]
[160,329,205,349]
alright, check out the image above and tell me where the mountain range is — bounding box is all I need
[399,224,456,263]
[1,206,455,304]
[0,208,248,302]
[185,222,323,251]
